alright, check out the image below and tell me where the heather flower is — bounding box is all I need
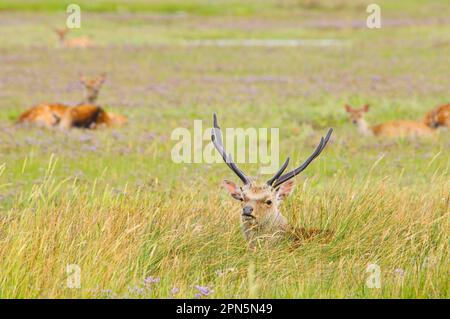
[144,276,160,286]
[128,285,145,295]
[111,131,125,140]
[82,145,98,152]
[393,268,405,277]
[194,285,212,298]
[170,287,180,296]
[78,134,92,143]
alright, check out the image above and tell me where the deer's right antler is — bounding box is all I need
[211,113,251,185]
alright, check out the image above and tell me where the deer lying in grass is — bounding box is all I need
[345,104,434,137]
[18,103,128,129]
[424,103,450,129]
[17,74,127,129]
[211,113,333,248]
[60,73,128,128]
[54,28,94,48]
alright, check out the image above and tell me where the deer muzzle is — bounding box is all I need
[242,206,255,218]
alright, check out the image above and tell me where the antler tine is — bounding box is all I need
[272,128,333,188]
[266,157,290,186]
[211,113,250,185]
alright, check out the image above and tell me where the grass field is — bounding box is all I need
[0,0,448,298]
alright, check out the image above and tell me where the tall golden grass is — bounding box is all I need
[0,157,447,298]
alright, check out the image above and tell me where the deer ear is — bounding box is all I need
[222,180,243,201]
[277,180,295,201]
[345,104,353,113]
[79,74,87,84]
[363,104,370,112]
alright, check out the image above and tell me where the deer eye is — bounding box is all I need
[265,200,272,206]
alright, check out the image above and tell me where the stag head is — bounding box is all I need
[211,113,333,242]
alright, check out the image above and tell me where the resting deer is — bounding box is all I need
[17,103,127,129]
[18,73,127,129]
[424,103,450,129]
[345,104,434,137]
[211,113,333,248]
[17,74,105,127]
[54,28,94,48]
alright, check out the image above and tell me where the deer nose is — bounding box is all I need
[242,206,254,217]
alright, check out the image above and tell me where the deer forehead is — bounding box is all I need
[87,81,98,87]
[242,185,274,201]
[349,110,364,117]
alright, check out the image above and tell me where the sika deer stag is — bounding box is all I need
[211,113,333,247]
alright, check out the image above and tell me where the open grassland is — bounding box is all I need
[0,1,449,298]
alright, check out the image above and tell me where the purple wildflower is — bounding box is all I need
[170,287,180,296]
[194,285,212,298]
[78,134,92,143]
[393,268,405,277]
[128,285,145,295]
[144,276,160,286]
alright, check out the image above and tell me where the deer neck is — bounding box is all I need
[356,118,373,136]
[81,94,96,105]
[241,207,288,243]
[262,208,288,230]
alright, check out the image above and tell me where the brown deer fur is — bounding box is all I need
[424,103,450,128]
[18,103,127,129]
[17,103,68,128]
[58,105,128,129]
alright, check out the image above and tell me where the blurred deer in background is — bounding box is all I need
[211,113,333,248]
[79,73,106,105]
[19,103,128,130]
[17,73,127,129]
[423,103,450,129]
[60,73,127,129]
[54,28,94,49]
[345,104,434,137]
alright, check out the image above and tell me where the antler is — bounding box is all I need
[270,128,333,189]
[211,113,251,185]
[266,157,290,186]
